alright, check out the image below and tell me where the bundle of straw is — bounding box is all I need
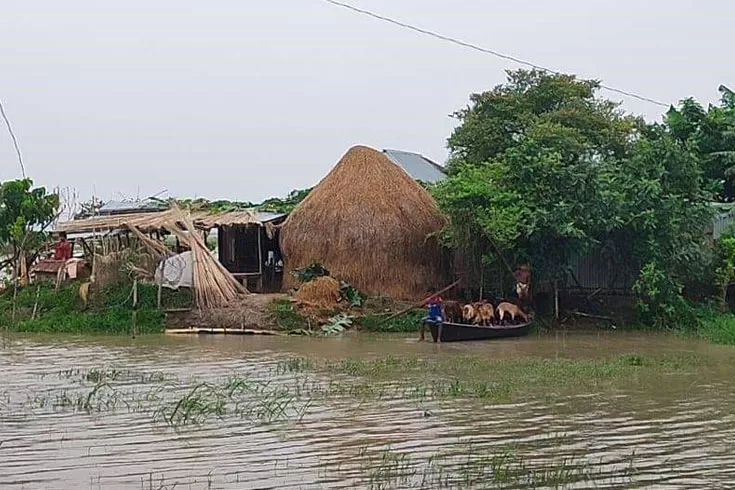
[162,207,248,309]
[294,276,341,308]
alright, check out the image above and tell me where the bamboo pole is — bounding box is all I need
[31,285,41,320]
[11,255,19,321]
[132,279,138,338]
[380,280,461,325]
[256,226,264,292]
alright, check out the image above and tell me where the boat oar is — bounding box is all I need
[380,280,461,324]
[379,280,461,341]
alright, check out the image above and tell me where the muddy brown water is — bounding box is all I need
[1,331,735,489]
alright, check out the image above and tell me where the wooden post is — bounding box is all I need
[157,280,163,310]
[132,279,138,338]
[11,274,18,321]
[256,226,263,292]
[479,263,484,301]
[554,280,559,321]
[31,285,41,320]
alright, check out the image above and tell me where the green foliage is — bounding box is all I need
[695,306,735,345]
[270,298,306,331]
[339,281,363,307]
[0,282,177,334]
[322,313,352,335]
[290,262,330,283]
[434,69,714,325]
[447,69,640,170]
[632,263,695,329]
[713,225,735,309]
[0,179,60,271]
[357,310,425,333]
[291,262,364,306]
[666,86,735,202]
[258,188,312,214]
[154,187,312,215]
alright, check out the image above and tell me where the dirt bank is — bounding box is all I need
[164,293,287,330]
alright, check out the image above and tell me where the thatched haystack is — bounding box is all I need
[280,145,447,300]
[294,276,341,309]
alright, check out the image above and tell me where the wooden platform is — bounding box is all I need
[165,327,281,336]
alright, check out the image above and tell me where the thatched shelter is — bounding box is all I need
[280,145,448,300]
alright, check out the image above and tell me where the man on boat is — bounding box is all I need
[419,287,443,341]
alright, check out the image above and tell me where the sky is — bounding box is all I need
[1,0,733,203]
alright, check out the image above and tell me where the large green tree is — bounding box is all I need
[666,86,735,201]
[434,69,712,325]
[447,69,641,171]
[0,179,60,277]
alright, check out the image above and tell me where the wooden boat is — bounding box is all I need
[429,321,533,343]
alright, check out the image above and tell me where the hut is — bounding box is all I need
[280,145,448,300]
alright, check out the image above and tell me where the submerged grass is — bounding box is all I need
[343,444,638,489]
[278,351,710,403]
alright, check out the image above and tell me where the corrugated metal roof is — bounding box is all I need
[98,199,165,215]
[251,211,287,223]
[713,212,735,239]
[383,149,447,184]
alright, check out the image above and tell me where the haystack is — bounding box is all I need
[294,276,341,309]
[280,145,447,300]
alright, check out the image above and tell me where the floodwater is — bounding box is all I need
[1,331,735,489]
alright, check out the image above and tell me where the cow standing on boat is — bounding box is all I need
[474,302,495,326]
[442,300,463,324]
[496,302,529,325]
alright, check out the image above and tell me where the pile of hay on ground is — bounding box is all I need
[280,145,448,300]
[91,252,129,289]
[294,276,341,309]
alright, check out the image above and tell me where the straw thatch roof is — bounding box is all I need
[56,207,248,308]
[280,145,448,300]
[55,209,265,234]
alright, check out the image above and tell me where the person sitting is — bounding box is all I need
[52,233,72,261]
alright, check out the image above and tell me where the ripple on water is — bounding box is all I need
[1,333,735,489]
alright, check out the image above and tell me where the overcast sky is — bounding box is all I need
[1,0,732,203]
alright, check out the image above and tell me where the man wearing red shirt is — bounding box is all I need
[53,233,72,261]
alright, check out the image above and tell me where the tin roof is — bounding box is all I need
[382,149,447,184]
[97,199,166,215]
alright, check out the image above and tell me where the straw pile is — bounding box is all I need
[294,276,341,308]
[280,145,448,300]
[80,207,248,309]
[91,252,129,289]
[159,208,248,308]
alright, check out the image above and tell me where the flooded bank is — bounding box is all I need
[1,331,735,489]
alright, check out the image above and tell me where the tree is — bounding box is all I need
[447,69,642,171]
[437,69,641,292]
[666,86,735,201]
[434,69,713,326]
[0,179,60,280]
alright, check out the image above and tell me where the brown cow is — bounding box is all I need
[474,302,495,326]
[442,300,463,324]
[496,302,529,325]
[462,304,476,324]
